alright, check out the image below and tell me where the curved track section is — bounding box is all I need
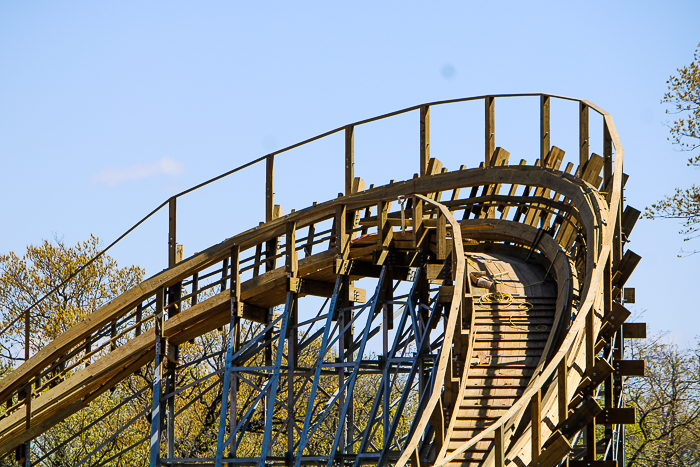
[0,94,642,467]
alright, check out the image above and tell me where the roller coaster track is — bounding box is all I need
[0,94,644,466]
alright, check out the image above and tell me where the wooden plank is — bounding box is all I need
[615,359,645,377]
[581,153,604,186]
[485,97,495,165]
[601,407,636,425]
[623,323,646,339]
[524,146,565,226]
[621,205,641,239]
[478,147,510,218]
[499,159,527,219]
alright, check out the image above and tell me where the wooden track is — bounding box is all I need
[0,94,644,467]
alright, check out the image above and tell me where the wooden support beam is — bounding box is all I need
[580,102,589,168]
[537,431,572,467]
[599,302,632,341]
[558,397,603,439]
[485,96,495,165]
[420,105,430,176]
[540,95,550,165]
[345,125,354,196]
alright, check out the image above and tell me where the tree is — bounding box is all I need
[645,43,700,247]
[624,333,700,467]
[0,236,146,466]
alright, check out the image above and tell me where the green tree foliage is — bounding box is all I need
[625,334,700,467]
[646,43,700,245]
[0,235,144,359]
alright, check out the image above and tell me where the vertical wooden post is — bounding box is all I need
[266,155,274,223]
[558,358,568,424]
[603,120,613,201]
[485,97,495,166]
[586,309,595,376]
[264,156,276,446]
[336,204,349,262]
[135,303,143,336]
[586,420,597,460]
[286,222,298,276]
[168,197,177,268]
[540,95,550,166]
[345,125,354,196]
[420,106,430,177]
[531,389,541,462]
[580,102,589,168]
[495,425,504,467]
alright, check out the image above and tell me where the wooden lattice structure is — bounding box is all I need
[0,94,644,467]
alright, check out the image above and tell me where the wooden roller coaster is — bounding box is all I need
[0,94,644,467]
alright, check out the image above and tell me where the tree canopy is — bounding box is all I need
[645,43,700,246]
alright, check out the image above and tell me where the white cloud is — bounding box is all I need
[92,156,185,187]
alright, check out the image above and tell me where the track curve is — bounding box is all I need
[0,94,641,467]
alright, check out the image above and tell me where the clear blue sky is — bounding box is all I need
[1,2,698,343]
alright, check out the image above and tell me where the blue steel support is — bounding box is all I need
[149,288,166,467]
[214,313,241,466]
[258,291,294,466]
[295,275,344,467]
[377,292,438,466]
[326,268,386,466]
[353,273,419,467]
